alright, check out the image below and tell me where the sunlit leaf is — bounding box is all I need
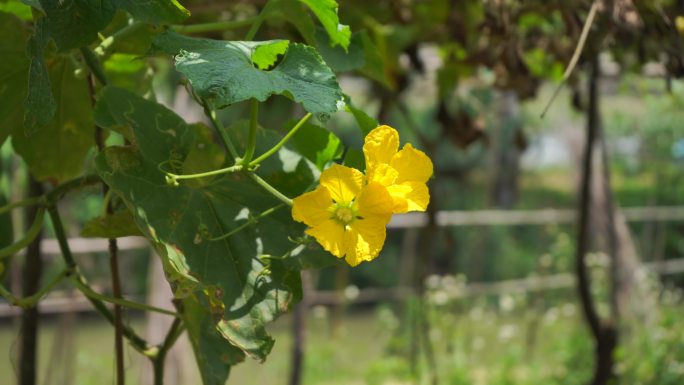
[299,0,350,50]
[94,87,305,366]
[151,31,344,121]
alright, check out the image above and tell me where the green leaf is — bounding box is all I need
[0,12,30,145]
[286,120,342,170]
[104,53,151,94]
[183,295,244,385]
[342,148,365,171]
[150,31,344,121]
[38,0,116,51]
[359,31,394,89]
[11,55,95,182]
[94,87,304,364]
[23,19,56,133]
[345,96,378,138]
[0,0,32,20]
[298,0,350,50]
[81,209,143,238]
[315,28,364,72]
[252,40,289,70]
[19,0,41,12]
[266,0,316,45]
[116,0,189,25]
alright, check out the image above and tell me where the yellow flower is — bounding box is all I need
[363,125,433,213]
[292,164,394,266]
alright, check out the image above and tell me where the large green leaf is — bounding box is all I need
[117,0,189,25]
[11,56,94,182]
[0,12,30,145]
[23,19,55,133]
[183,295,245,385]
[94,87,305,370]
[315,28,365,72]
[38,0,117,51]
[37,0,189,52]
[299,0,350,50]
[150,31,344,121]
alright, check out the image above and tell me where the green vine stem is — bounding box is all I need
[242,98,259,166]
[47,205,154,355]
[94,21,145,57]
[163,164,244,186]
[80,47,109,86]
[171,17,258,34]
[209,204,285,241]
[45,174,101,204]
[70,278,178,316]
[244,0,277,41]
[248,112,312,167]
[153,317,185,385]
[0,267,69,308]
[0,207,45,260]
[247,172,293,206]
[205,103,240,160]
[0,196,44,216]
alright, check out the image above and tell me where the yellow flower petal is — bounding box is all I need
[292,186,333,227]
[320,164,364,203]
[305,219,347,259]
[387,182,430,213]
[390,143,433,184]
[366,163,398,187]
[355,182,394,219]
[348,216,388,265]
[363,125,399,169]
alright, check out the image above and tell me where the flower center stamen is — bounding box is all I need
[334,206,355,224]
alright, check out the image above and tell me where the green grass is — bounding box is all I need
[1,298,683,385]
[0,310,392,385]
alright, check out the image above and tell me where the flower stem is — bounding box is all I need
[242,98,259,166]
[171,17,258,34]
[247,172,292,206]
[249,113,312,167]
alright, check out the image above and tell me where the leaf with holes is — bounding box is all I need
[150,31,344,121]
[94,87,309,372]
